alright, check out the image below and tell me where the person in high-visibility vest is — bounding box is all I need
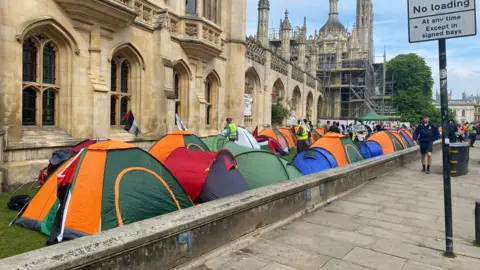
[468,123,477,147]
[296,119,309,153]
[224,117,238,142]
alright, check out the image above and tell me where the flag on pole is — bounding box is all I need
[123,110,140,136]
[176,114,188,131]
[252,126,258,137]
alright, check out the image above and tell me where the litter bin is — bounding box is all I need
[450,143,469,177]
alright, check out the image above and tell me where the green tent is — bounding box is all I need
[222,142,303,189]
[211,135,229,151]
[358,111,388,122]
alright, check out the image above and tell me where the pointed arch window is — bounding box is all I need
[22,38,37,82]
[42,42,56,84]
[206,79,213,125]
[22,88,37,125]
[110,57,132,126]
[22,35,59,126]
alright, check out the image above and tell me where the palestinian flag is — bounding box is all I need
[123,110,139,136]
[252,126,258,137]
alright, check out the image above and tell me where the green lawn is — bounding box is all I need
[0,188,47,259]
[285,148,298,163]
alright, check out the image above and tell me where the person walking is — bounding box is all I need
[414,114,440,174]
[324,121,331,133]
[468,122,477,147]
[328,122,340,133]
[448,120,458,143]
[296,119,309,153]
[223,117,238,142]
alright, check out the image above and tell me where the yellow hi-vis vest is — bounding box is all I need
[297,123,308,141]
[228,123,238,140]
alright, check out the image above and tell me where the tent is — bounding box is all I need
[258,128,290,152]
[255,135,286,156]
[388,131,408,149]
[37,139,104,185]
[292,148,338,175]
[358,111,389,122]
[211,127,260,151]
[278,127,297,146]
[399,129,416,147]
[367,131,405,155]
[359,141,383,159]
[149,130,210,163]
[222,142,302,189]
[17,141,192,243]
[311,132,365,167]
[315,128,325,136]
[165,148,248,203]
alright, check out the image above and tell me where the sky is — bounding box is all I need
[246,0,480,99]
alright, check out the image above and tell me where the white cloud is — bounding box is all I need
[246,0,480,99]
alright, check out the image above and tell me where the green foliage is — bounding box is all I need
[271,103,290,125]
[388,53,457,125]
[387,53,434,97]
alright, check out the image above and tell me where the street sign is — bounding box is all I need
[408,0,477,43]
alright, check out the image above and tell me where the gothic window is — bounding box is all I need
[22,88,37,125]
[110,58,131,126]
[22,38,37,82]
[174,73,180,99]
[22,35,59,126]
[203,0,219,24]
[462,109,466,117]
[186,0,196,14]
[206,79,212,125]
[42,89,56,125]
[42,42,56,84]
[110,96,117,125]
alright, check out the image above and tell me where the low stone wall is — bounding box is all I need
[0,142,441,269]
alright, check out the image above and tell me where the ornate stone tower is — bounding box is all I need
[356,0,374,60]
[257,0,270,47]
[280,10,292,61]
[298,17,307,70]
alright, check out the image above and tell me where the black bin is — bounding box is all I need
[449,143,469,177]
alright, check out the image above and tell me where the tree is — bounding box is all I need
[271,101,290,126]
[387,53,434,97]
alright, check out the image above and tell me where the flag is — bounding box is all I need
[123,110,140,136]
[176,114,188,131]
[252,126,258,137]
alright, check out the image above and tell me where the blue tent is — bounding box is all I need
[360,141,383,159]
[292,148,338,175]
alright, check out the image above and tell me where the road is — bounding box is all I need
[191,146,480,270]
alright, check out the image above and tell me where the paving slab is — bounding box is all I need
[192,147,480,270]
[343,247,406,270]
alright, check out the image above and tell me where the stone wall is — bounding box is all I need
[0,142,441,269]
[0,129,5,192]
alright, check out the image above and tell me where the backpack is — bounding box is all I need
[7,195,31,212]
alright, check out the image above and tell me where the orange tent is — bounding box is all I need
[388,131,407,148]
[403,129,414,139]
[17,141,192,241]
[149,131,210,163]
[367,131,405,155]
[311,132,364,166]
[315,128,325,136]
[259,128,291,149]
[311,129,323,143]
[278,127,297,147]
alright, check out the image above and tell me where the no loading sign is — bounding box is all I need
[440,69,447,79]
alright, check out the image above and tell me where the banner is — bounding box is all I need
[175,114,187,131]
[289,111,296,126]
[244,94,252,117]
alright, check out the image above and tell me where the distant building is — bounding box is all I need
[433,90,480,123]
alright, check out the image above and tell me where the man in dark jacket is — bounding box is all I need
[414,114,440,174]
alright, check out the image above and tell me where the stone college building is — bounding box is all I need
[0,0,374,187]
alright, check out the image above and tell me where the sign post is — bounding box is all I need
[408,0,477,256]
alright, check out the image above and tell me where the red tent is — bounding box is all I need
[255,135,286,156]
[165,148,249,203]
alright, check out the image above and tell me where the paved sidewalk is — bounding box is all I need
[193,146,480,270]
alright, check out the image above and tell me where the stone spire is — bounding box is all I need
[329,0,339,19]
[319,0,346,36]
[280,10,291,61]
[257,0,270,47]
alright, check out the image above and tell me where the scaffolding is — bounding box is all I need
[317,47,396,119]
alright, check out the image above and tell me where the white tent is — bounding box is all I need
[236,127,261,149]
